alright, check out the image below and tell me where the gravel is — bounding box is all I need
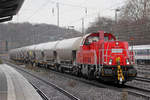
[125,64,150,96]
[12,64,122,100]
[126,80,150,91]
[16,66,71,100]
[135,64,150,78]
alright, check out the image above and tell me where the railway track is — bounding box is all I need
[30,82,49,100]
[125,84,150,94]
[4,61,80,100]
[135,76,150,83]
[124,76,150,99]
[125,90,150,100]
[2,58,150,100]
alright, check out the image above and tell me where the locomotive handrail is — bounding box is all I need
[100,48,134,65]
[106,42,110,64]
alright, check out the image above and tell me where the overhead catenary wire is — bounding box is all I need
[24,0,126,27]
[28,0,124,21]
[24,0,131,34]
[27,0,97,19]
[26,0,53,20]
[65,0,126,28]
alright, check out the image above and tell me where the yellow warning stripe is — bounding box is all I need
[117,65,124,81]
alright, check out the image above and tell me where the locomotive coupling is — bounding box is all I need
[117,65,124,84]
[116,57,124,84]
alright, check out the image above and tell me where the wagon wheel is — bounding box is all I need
[88,69,94,80]
[78,68,82,77]
[72,66,78,76]
[33,62,36,67]
[55,64,60,72]
[58,66,64,73]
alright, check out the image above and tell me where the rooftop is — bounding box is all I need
[0,0,24,22]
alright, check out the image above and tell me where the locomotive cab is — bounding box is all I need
[102,40,137,83]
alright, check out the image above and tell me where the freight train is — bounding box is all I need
[9,31,137,84]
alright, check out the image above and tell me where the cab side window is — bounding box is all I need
[84,36,99,45]
[84,38,90,45]
[104,37,108,41]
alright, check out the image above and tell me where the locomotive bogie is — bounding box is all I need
[99,65,137,83]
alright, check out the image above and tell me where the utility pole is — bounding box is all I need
[56,2,60,34]
[143,0,147,20]
[82,18,84,35]
[57,2,60,28]
[82,8,87,36]
[115,9,120,38]
[115,9,120,24]
[5,40,8,52]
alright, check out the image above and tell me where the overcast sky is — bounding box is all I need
[12,0,125,31]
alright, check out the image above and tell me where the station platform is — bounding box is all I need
[0,64,43,100]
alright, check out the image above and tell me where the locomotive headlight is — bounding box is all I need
[109,59,112,65]
[126,59,130,65]
[116,42,119,46]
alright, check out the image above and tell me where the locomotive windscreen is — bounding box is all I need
[112,49,123,53]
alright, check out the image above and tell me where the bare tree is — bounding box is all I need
[119,0,150,23]
[111,0,150,45]
[86,17,115,34]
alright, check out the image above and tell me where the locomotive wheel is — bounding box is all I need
[58,66,64,73]
[61,67,64,73]
[37,63,40,67]
[72,66,79,76]
[44,64,47,67]
[31,62,33,66]
[78,68,82,77]
[55,64,60,72]
[88,69,94,80]
[55,66,59,71]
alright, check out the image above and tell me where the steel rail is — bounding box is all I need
[126,90,150,100]
[135,76,150,83]
[5,61,80,100]
[30,82,49,100]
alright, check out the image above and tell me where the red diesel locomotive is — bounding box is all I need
[76,31,137,84]
[9,31,137,84]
